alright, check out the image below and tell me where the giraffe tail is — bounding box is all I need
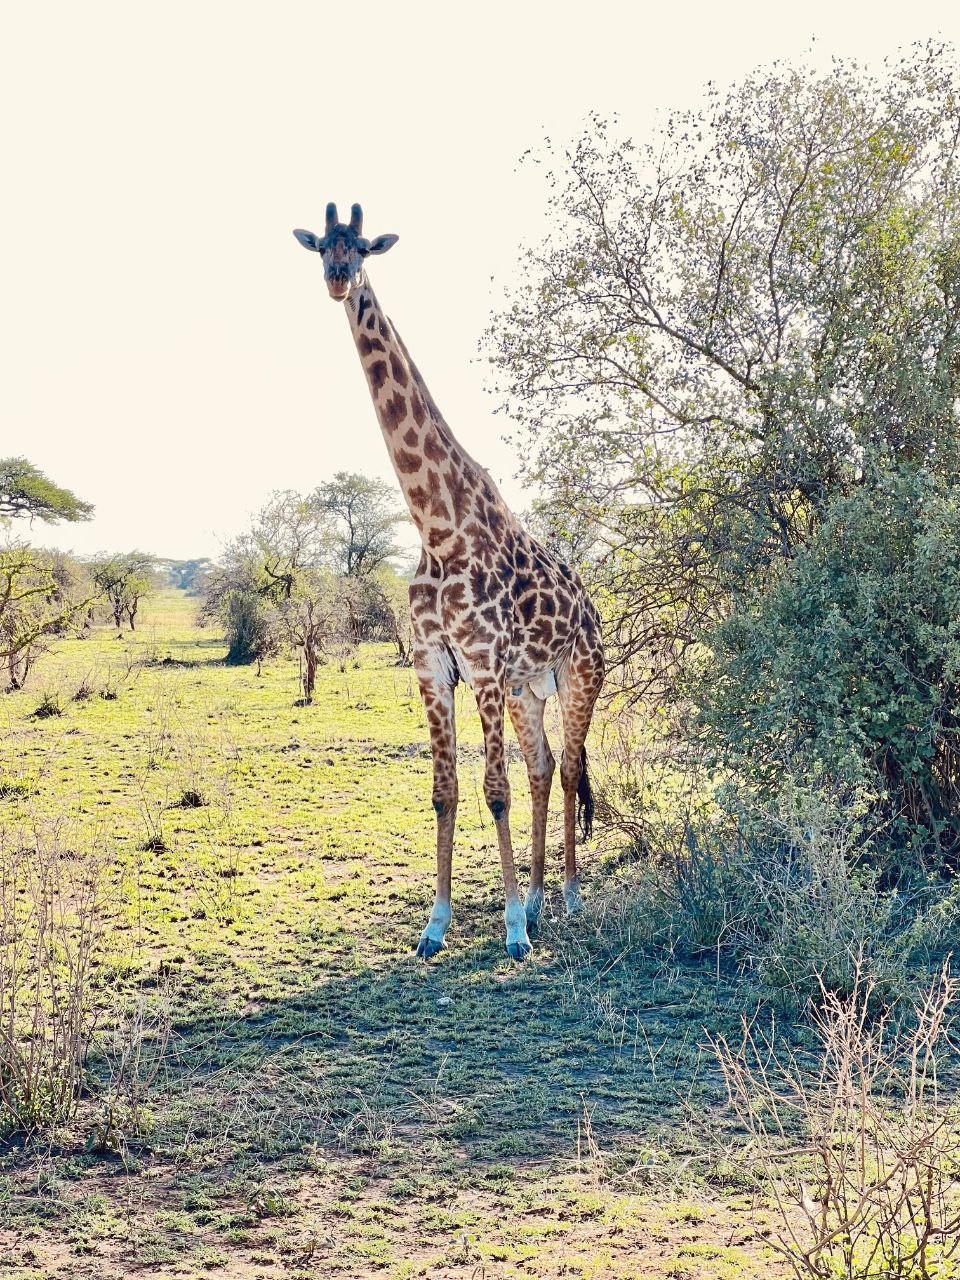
[576,746,595,840]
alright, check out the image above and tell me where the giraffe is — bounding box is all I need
[294,203,604,959]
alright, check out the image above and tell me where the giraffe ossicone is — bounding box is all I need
[294,202,605,960]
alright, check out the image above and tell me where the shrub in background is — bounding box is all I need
[699,469,960,875]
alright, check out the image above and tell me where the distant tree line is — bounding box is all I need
[0,458,411,700]
[0,457,168,689]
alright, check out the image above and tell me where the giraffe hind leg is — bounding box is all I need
[507,683,555,930]
[557,638,604,915]
[476,674,531,960]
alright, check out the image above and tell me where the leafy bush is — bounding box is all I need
[224,590,276,667]
[699,470,960,870]
[585,778,960,1010]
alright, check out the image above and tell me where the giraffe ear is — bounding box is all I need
[365,233,399,256]
[293,228,324,252]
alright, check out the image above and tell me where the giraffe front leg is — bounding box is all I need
[476,676,531,960]
[415,666,458,960]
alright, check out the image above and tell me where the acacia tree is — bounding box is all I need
[486,43,960,857]
[277,570,354,701]
[316,472,406,578]
[0,458,93,524]
[0,543,93,688]
[89,553,157,631]
[252,490,331,599]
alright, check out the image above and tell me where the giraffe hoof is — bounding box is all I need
[564,880,583,916]
[505,937,532,962]
[525,888,545,931]
[415,932,446,960]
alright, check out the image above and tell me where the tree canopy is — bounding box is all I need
[88,552,158,630]
[316,472,407,578]
[0,458,94,524]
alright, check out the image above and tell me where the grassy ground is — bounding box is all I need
[0,592,786,1280]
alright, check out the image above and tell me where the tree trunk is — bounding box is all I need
[302,643,317,703]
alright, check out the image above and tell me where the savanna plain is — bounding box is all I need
[0,590,787,1280]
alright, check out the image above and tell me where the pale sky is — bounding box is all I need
[3,0,959,560]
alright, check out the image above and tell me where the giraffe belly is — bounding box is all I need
[527,669,558,700]
[449,639,557,701]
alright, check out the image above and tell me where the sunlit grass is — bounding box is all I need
[0,591,785,1278]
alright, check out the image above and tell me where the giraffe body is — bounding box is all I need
[294,205,604,958]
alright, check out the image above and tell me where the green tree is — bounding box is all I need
[486,43,960,700]
[316,472,406,578]
[487,44,960,857]
[89,553,157,631]
[0,542,93,688]
[700,471,960,868]
[0,458,93,524]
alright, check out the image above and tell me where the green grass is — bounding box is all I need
[0,591,785,1278]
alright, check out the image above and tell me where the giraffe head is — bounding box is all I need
[293,203,398,302]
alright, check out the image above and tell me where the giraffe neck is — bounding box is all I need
[345,277,511,553]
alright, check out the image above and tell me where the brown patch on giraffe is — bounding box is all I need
[409,586,440,609]
[409,471,451,521]
[447,473,472,526]
[487,506,506,540]
[423,429,445,463]
[444,536,470,575]
[470,566,493,601]
[410,391,426,427]
[519,595,538,625]
[403,427,419,446]
[441,581,468,614]
[396,448,422,474]
[383,391,408,431]
[390,353,409,388]
[367,360,388,393]
[359,334,385,357]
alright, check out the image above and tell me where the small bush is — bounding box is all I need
[176,789,207,809]
[87,984,175,1155]
[714,963,960,1280]
[33,692,63,719]
[0,826,108,1134]
[0,778,32,802]
[72,669,98,702]
[588,780,960,1010]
